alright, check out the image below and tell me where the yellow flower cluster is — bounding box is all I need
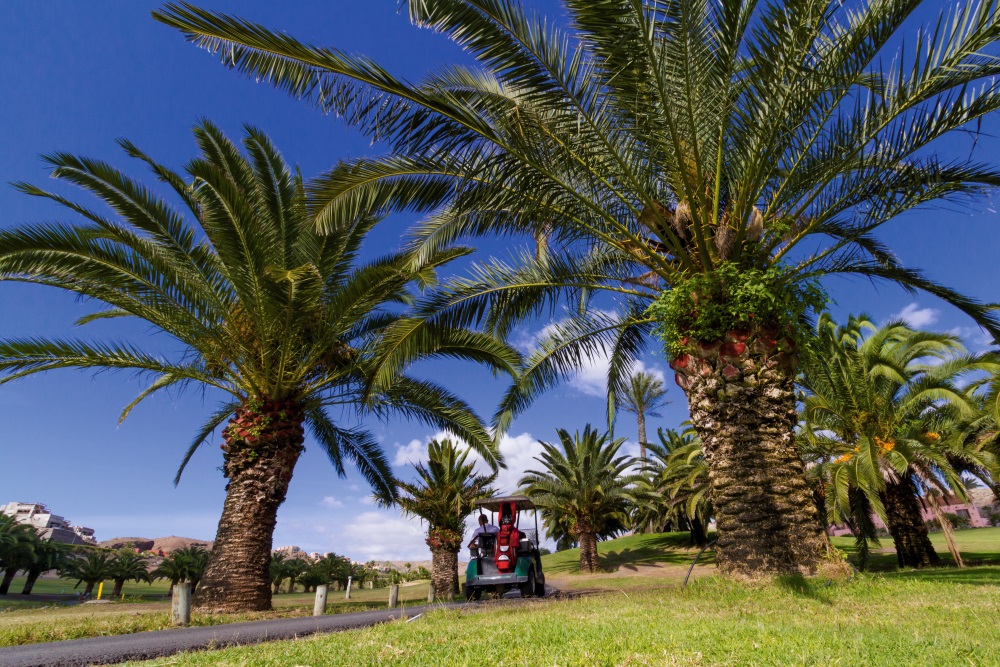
[874,437,895,454]
[925,432,941,442]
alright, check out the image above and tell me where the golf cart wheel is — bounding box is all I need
[534,576,546,597]
[464,584,481,601]
[519,567,536,598]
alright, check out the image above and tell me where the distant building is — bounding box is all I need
[274,545,303,555]
[0,502,96,544]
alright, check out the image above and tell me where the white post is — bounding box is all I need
[171,582,191,627]
[427,583,435,603]
[313,584,329,616]
[388,583,399,608]
[345,576,352,600]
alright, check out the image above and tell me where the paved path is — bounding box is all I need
[0,602,465,667]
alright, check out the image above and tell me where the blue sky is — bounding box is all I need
[1,1,998,562]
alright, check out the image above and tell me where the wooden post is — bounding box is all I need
[345,576,352,600]
[171,582,192,627]
[427,583,435,603]
[313,584,328,616]
[388,584,399,608]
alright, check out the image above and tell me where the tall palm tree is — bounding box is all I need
[377,438,496,598]
[519,425,638,572]
[799,314,999,568]
[0,122,518,612]
[108,550,153,597]
[619,371,669,461]
[64,551,113,597]
[156,0,1000,577]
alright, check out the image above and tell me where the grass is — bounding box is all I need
[0,579,435,647]
[129,569,1000,666]
[1,575,172,601]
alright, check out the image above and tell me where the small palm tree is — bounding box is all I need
[0,516,38,595]
[379,439,496,598]
[64,552,113,597]
[634,426,711,547]
[284,557,309,593]
[108,550,153,597]
[20,538,72,595]
[800,314,999,568]
[153,546,211,596]
[157,0,1000,578]
[269,552,291,594]
[519,425,638,572]
[619,371,669,462]
[0,122,516,611]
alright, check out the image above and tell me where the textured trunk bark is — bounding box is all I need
[287,579,296,594]
[21,568,42,594]
[637,412,647,463]
[0,567,16,594]
[880,474,939,568]
[112,579,125,597]
[272,581,282,594]
[672,333,827,577]
[429,545,459,599]
[578,530,599,573]
[193,399,305,612]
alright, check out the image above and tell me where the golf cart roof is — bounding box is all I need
[474,495,535,512]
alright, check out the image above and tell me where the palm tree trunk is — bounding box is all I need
[637,411,647,462]
[578,529,599,573]
[429,545,459,598]
[112,579,125,597]
[83,581,96,596]
[193,399,305,612]
[0,567,16,594]
[21,567,43,595]
[880,474,939,568]
[672,335,827,577]
[690,516,708,548]
[272,581,281,594]
[287,578,295,594]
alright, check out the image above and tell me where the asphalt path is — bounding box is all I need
[0,601,467,667]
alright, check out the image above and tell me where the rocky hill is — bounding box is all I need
[99,535,212,552]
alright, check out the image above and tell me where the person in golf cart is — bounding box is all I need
[467,513,499,551]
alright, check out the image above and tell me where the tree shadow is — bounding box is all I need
[776,573,833,605]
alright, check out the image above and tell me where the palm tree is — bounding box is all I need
[0,516,37,594]
[799,314,999,568]
[269,552,291,594]
[0,122,517,611]
[519,425,637,572]
[619,371,669,462]
[156,0,1000,577]
[64,552,113,597]
[153,546,211,596]
[20,539,72,595]
[284,557,309,593]
[378,439,495,598]
[108,550,153,597]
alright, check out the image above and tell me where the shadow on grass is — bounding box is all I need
[776,573,833,605]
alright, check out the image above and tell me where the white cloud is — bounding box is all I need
[893,303,940,328]
[393,438,427,467]
[319,496,344,509]
[948,326,996,351]
[341,510,429,561]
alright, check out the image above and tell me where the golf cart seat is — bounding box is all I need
[495,501,520,573]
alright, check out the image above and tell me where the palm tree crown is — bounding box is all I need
[619,370,669,460]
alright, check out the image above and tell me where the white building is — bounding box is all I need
[0,502,96,545]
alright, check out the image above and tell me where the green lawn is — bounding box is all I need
[130,569,1000,666]
[2,575,172,601]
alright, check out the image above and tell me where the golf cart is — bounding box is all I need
[463,495,545,600]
